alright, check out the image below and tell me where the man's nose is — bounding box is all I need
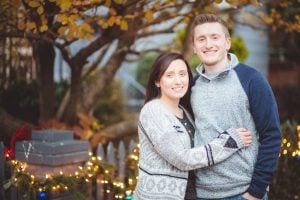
[205,39,212,47]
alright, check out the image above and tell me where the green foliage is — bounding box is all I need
[188,55,201,73]
[135,52,159,87]
[269,121,300,199]
[55,80,69,110]
[93,79,126,126]
[230,36,249,62]
[0,81,39,123]
[270,156,300,199]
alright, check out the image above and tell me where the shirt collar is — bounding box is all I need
[196,53,239,81]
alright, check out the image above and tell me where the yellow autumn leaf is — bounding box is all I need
[250,0,262,7]
[145,10,153,21]
[92,0,103,3]
[105,0,111,7]
[67,29,75,40]
[69,14,81,22]
[214,0,223,4]
[81,130,93,140]
[58,26,67,35]
[120,19,128,30]
[109,8,117,15]
[41,15,47,25]
[28,0,40,8]
[183,16,190,24]
[11,0,21,7]
[98,19,108,29]
[60,0,72,10]
[57,15,69,25]
[81,23,94,34]
[27,21,36,30]
[107,16,116,26]
[37,6,44,15]
[115,16,121,25]
[113,0,123,4]
[77,30,84,38]
[39,24,48,32]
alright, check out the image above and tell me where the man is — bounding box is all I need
[190,13,281,200]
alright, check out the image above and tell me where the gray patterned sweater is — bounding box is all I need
[133,99,245,200]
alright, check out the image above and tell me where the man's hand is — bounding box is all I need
[242,192,260,200]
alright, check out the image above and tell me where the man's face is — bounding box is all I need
[193,22,231,69]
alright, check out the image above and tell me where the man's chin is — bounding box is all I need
[202,60,217,67]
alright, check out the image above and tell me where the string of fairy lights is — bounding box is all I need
[280,125,300,158]
[4,126,300,199]
[5,145,140,200]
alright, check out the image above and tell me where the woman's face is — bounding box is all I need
[156,59,189,103]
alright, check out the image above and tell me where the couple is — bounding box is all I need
[133,14,281,200]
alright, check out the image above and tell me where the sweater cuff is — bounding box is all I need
[224,127,244,149]
[247,183,267,199]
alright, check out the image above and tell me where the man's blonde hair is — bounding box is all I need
[191,13,230,39]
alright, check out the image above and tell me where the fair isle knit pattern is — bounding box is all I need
[133,99,245,200]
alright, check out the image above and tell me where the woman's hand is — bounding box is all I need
[236,128,252,147]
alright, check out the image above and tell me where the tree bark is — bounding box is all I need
[0,107,32,145]
[34,41,56,122]
[78,41,129,114]
[78,20,139,114]
[90,114,138,150]
[182,17,195,61]
[60,67,82,124]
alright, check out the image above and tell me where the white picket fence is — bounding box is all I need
[95,139,137,200]
[0,140,138,200]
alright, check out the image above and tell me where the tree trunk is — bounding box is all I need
[182,20,194,61]
[61,67,82,124]
[79,30,137,114]
[90,114,138,150]
[78,46,127,114]
[0,107,32,146]
[33,41,56,122]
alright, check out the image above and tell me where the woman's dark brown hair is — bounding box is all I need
[144,52,193,113]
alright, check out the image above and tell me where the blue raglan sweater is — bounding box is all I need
[234,64,282,198]
[191,54,281,199]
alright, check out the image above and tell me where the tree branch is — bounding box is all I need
[0,31,55,45]
[90,114,138,149]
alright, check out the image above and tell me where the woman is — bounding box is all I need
[133,53,252,200]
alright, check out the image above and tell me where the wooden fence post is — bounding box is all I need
[118,141,126,183]
[128,139,136,154]
[96,144,104,200]
[96,140,137,200]
[106,142,115,164]
[106,142,115,200]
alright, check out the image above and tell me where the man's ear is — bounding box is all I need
[226,37,231,51]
